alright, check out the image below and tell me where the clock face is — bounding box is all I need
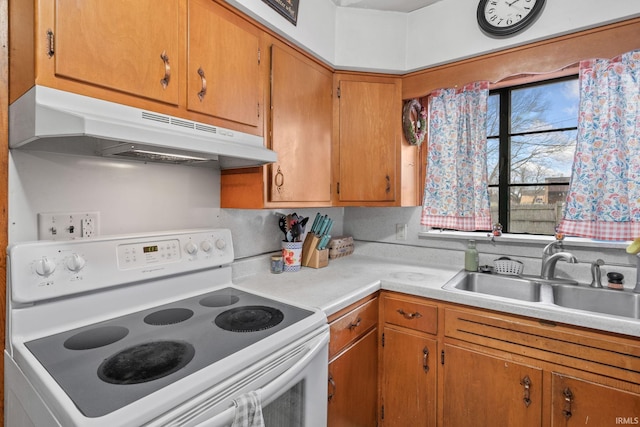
[477,0,546,37]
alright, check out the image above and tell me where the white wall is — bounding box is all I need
[8,150,343,258]
[405,0,640,71]
[227,0,640,73]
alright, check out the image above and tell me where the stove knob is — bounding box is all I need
[184,241,198,255]
[35,256,56,277]
[66,253,86,272]
[200,240,213,253]
[215,239,227,250]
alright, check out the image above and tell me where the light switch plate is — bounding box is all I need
[37,212,100,240]
[396,223,408,240]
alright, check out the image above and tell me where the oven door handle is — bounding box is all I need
[195,329,329,427]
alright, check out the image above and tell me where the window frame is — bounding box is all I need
[488,74,579,235]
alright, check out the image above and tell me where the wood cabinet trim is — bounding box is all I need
[443,306,640,385]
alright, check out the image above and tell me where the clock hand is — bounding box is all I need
[507,0,521,6]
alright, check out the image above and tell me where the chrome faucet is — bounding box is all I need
[541,251,578,280]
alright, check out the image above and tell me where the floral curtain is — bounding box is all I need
[421,81,492,231]
[559,50,640,241]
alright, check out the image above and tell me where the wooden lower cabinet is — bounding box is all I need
[327,295,379,427]
[381,326,437,427]
[551,373,640,427]
[442,344,543,427]
[345,292,640,427]
[328,328,378,427]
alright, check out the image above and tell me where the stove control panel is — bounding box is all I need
[117,239,181,270]
[8,229,234,304]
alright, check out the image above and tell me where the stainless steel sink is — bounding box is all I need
[552,284,640,319]
[443,272,543,302]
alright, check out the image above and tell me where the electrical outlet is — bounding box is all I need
[396,223,408,240]
[38,212,100,240]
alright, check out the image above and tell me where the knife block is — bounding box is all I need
[301,233,329,268]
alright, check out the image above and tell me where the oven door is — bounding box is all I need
[154,325,329,427]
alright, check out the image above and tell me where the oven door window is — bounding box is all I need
[263,381,304,427]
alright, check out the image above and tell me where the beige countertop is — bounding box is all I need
[232,253,640,338]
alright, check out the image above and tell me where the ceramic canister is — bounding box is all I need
[281,241,303,272]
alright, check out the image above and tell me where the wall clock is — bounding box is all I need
[477,0,546,37]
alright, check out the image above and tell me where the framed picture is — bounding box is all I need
[262,0,299,25]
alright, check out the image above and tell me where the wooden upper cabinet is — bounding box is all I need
[269,45,332,203]
[337,79,397,203]
[187,0,261,128]
[220,41,332,208]
[53,0,180,105]
[333,75,419,206]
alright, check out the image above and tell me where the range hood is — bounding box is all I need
[9,86,277,169]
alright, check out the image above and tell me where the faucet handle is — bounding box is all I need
[590,259,605,288]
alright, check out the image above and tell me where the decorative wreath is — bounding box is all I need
[402,99,427,147]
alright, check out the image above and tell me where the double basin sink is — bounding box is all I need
[442,272,640,319]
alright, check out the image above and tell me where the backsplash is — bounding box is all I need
[8,150,637,286]
[344,207,638,288]
[8,150,343,259]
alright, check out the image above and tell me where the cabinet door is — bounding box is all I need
[269,45,332,203]
[328,328,378,427]
[381,327,437,427]
[551,373,640,427]
[443,344,542,427]
[54,0,179,105]
[187,0,260,128]
[337,80,398,202]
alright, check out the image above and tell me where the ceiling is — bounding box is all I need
[331,0,442,13]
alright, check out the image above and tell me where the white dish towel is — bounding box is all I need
[231,391,265,427]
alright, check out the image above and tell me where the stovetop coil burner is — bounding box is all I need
[98,341,195,385]
[214,305,284,332]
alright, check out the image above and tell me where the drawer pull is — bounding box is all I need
[422,347,430,373]
[521,375,532,407]
[328,374,336,402]
[348,317,362,330]
[562,387,573,419]
[397,309,422,320]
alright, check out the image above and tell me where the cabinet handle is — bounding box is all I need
[397,309,422,320]
[385,175,391,194]
[520,375,532,407]
[274,166,284,193]
[422,347,430,373]
[348,317,362,330]
[197,67,207,101]
[46,29,55,58]
[562,387,573,419]
[328,373,336,402]
[160,51,171,89]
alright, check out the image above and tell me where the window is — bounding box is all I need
[487,76,579,235]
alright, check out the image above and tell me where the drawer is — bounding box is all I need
[329,297,378,359]
[383,294,437,334]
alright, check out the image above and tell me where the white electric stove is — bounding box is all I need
[5,229,329,427]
